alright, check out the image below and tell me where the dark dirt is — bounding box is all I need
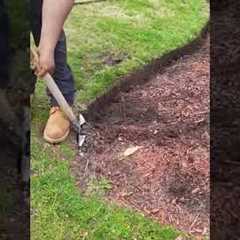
[0,118,30,240]
[0,93,30,240]
[210,2,240,239]
[0,170,29,240]
[102,52,129,66]
[72,37,209,237]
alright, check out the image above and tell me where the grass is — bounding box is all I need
[66,0,208,103]
[31,130,179,240]
[31,0,208,239]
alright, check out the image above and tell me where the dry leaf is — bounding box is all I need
[175,236,183,240]
[123,146,142,157]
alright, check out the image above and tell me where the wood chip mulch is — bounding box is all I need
[72,37,210,238]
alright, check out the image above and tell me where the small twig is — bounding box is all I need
[221,160,240,166]
[189,213,200,231]
[74,0,107,6]
[83,157,90,177]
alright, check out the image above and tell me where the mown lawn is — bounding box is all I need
[31,0,208,239]
[31,131,179,240]
[68,0,208,103]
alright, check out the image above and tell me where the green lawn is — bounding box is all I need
[31,131,179,240]
[31,0,208,239]
[67,0,208,103]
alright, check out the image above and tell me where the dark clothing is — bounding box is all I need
[0,0,9,88]
[31,0,75,106]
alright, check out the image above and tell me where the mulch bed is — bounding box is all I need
[211,2,240,239]
[71,37,209,237]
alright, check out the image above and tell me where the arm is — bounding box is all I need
[36,0,74,77]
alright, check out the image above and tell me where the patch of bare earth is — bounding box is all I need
[72,38,210,237]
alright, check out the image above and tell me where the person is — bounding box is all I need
[31,0,75,143]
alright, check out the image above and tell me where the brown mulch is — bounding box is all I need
[211,2,240,239]
[71,37,209,237]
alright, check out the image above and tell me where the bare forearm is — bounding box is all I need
[39,0,74,52]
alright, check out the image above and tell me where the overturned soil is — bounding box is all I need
[72,37,209,237]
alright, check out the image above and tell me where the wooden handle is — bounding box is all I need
[30,48,78,125]
[43,73,77,123]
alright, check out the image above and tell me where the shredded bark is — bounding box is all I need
[72,37,209,237]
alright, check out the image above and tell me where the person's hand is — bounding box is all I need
[34,47,55,77]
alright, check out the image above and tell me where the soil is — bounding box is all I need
[71,37,209,237]
[0,92,30,240]
[0,167,29,240]
[210,2,240,239]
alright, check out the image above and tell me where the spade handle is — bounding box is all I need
[43,73,77,123]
